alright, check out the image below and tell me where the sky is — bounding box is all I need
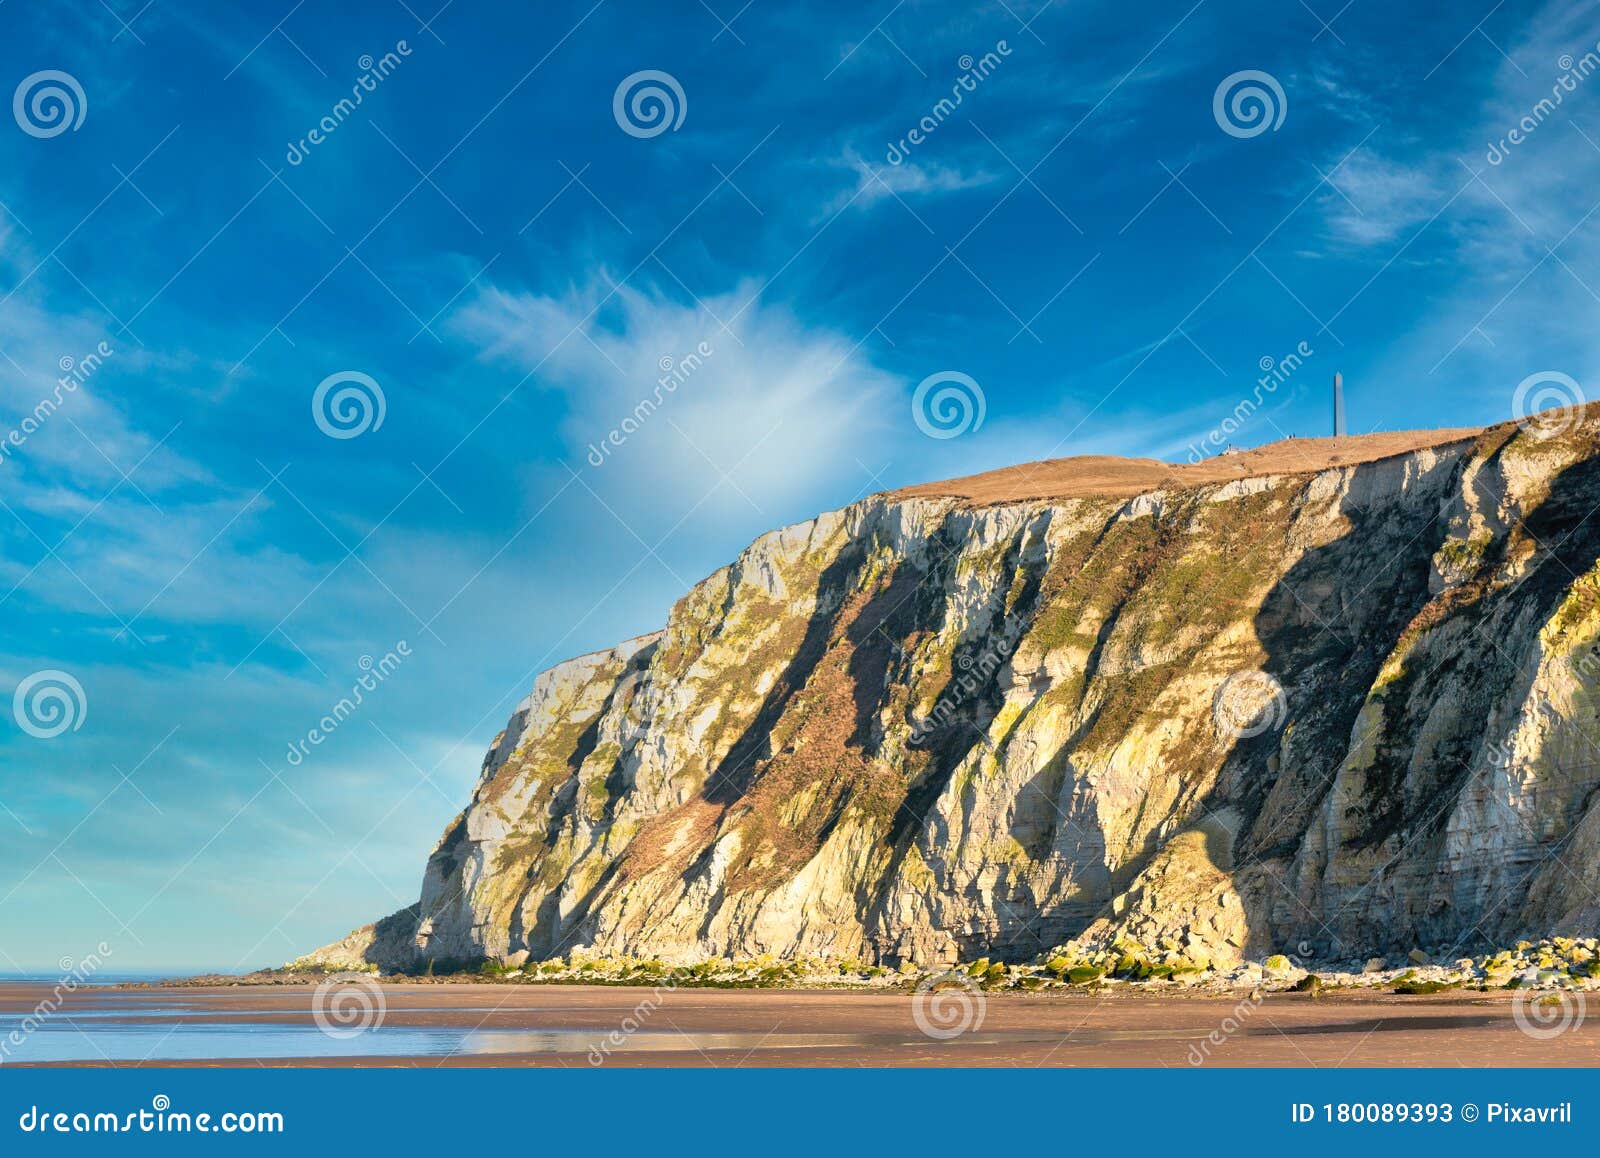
[0,0,1596,971]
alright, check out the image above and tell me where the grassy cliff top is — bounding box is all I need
[893,423,1492,505]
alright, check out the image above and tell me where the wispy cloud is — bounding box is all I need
[450,278,902,520]
[823,150,999,215]
[1319,150,1444,247]
[1311,0,1600,404]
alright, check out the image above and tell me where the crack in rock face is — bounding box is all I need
[299,417,1600,973]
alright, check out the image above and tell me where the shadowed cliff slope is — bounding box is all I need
[305,414,1600,970]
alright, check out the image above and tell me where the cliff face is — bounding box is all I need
[312,418,1600,970]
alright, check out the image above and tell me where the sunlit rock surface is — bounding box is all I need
[308,416,1600,970]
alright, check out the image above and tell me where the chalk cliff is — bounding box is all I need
[306,415,1600,969]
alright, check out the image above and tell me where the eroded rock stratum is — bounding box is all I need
[306,418,1600,970]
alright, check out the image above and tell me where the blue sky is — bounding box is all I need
[1,0,1596,970]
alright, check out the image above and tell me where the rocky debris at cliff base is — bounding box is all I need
[302,414,1600,972]
[267,936,1600,996]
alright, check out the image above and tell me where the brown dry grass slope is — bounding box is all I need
[892,423,1497,505]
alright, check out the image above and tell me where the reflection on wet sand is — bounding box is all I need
[0,982,1592,1067]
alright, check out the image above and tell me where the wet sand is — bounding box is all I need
[3,982,1596,1067]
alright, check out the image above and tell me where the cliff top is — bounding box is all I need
[892,423,1491,505]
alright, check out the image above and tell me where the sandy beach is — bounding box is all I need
[2,982,1595,1067]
